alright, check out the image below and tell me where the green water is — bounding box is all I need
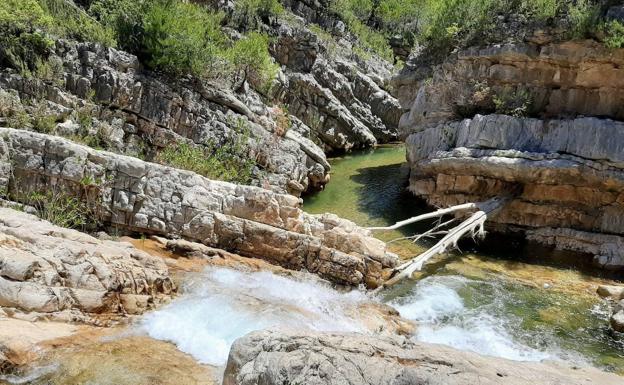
[303,144,624,373]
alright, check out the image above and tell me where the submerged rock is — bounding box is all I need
[224,330,624,385]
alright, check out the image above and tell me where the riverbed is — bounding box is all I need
[304,144,624,373]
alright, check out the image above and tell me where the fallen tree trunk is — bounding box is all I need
[371,197,509,289]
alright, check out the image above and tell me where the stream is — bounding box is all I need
[303,145,624,372]
[14,146,624,384]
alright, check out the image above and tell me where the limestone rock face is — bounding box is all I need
[0,40,330,197]
[0,128,397,287]
[0,208,173,318]
[405,114,624,269]
[223,330,623,385]
[272,23,401,152]
[395,40,624,137]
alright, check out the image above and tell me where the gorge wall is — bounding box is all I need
[396,37,624,270]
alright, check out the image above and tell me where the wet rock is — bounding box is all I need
[610,302,624,333]
[597,285,624,300]
[0,128,397,287]
[223,330,624,385]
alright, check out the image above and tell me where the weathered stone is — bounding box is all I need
[0,208,173,318]
[0,128,397,287]
[223,330,623,385]
[405,115,624,269]
[597,285,624,300]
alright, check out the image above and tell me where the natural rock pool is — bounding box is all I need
[303,144,624,373]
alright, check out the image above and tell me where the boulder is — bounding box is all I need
[223,330,623,385]
[597,285,624,300]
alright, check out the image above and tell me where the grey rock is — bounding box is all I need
[223,330,624,385]
[0,128,397,287]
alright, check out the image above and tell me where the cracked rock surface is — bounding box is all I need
[223,330,624,385]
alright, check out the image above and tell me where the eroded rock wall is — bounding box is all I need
[398,36,624,269]
[0,128,397,287]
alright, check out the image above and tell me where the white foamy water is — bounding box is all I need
[141,267,369,366]
[388,275,556,362]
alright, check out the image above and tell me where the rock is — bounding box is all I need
[396,41,624,137]
[404,115,624,268]
[610,308,624,333]
[597,285,624,299]
[0,207,174,319]
[0,128,397,287]
[223,330,624,385]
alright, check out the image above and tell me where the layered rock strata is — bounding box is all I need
[0,208,173,320]
[395,40,624,136]
[223,330,623,385]
[406,114,624,269]
[397,38,624,269]
[0,128,397,287]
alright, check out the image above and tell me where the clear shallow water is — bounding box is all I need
[303,145,624,372]
[141,267,370,366]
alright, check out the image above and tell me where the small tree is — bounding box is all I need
[229,32,278,93]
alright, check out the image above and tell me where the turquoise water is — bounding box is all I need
[303,145,624,373]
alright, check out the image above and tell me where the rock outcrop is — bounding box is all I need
[0,207,173,321]
[405,114,624,269]
[223,330,623,385]
[0,128,397,287]
[395,40,624,137]
[397,36,624,269]
[597,284,624,333]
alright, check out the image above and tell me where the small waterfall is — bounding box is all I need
[141,267,370,366]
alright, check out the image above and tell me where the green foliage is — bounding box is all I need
[330,0,394,61]
[88,0,145,52]
[567,0,601,39]
[602,20,624,49]
[31,102,57,133]
[157,118,255,184]
[229,32,279,92]
[38,0,116,46]
[377,0,421,31]
[522,0,559,20]
[26,189,93,229]
[232,0,284,30]
[142,1,226,77]
[0,0,54,74]
[493,88,532,117]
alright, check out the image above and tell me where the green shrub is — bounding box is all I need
[88,0,145,52]
[142,0,226,77]
[603,20,624,49]
[157,118,255,184]
[26,190,93,229]
[229,32,279,92]
[38,0,116,46]
[522,0,559,20]
[0,0,54,73]
[232,0,284,30]
[567,0,600,39]
[31,102,57,133]
[493,87,532,117]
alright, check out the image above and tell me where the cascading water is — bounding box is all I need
[141,267,370,366]
[140,145,623,373]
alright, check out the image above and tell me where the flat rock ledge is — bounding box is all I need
[224,330,623,385]
[0,207,174,321]
[0,128,397,287]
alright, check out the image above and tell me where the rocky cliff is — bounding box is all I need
[397,36,624,270]
[0,3,401,197]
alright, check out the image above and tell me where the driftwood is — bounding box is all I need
[370,197,509,289]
